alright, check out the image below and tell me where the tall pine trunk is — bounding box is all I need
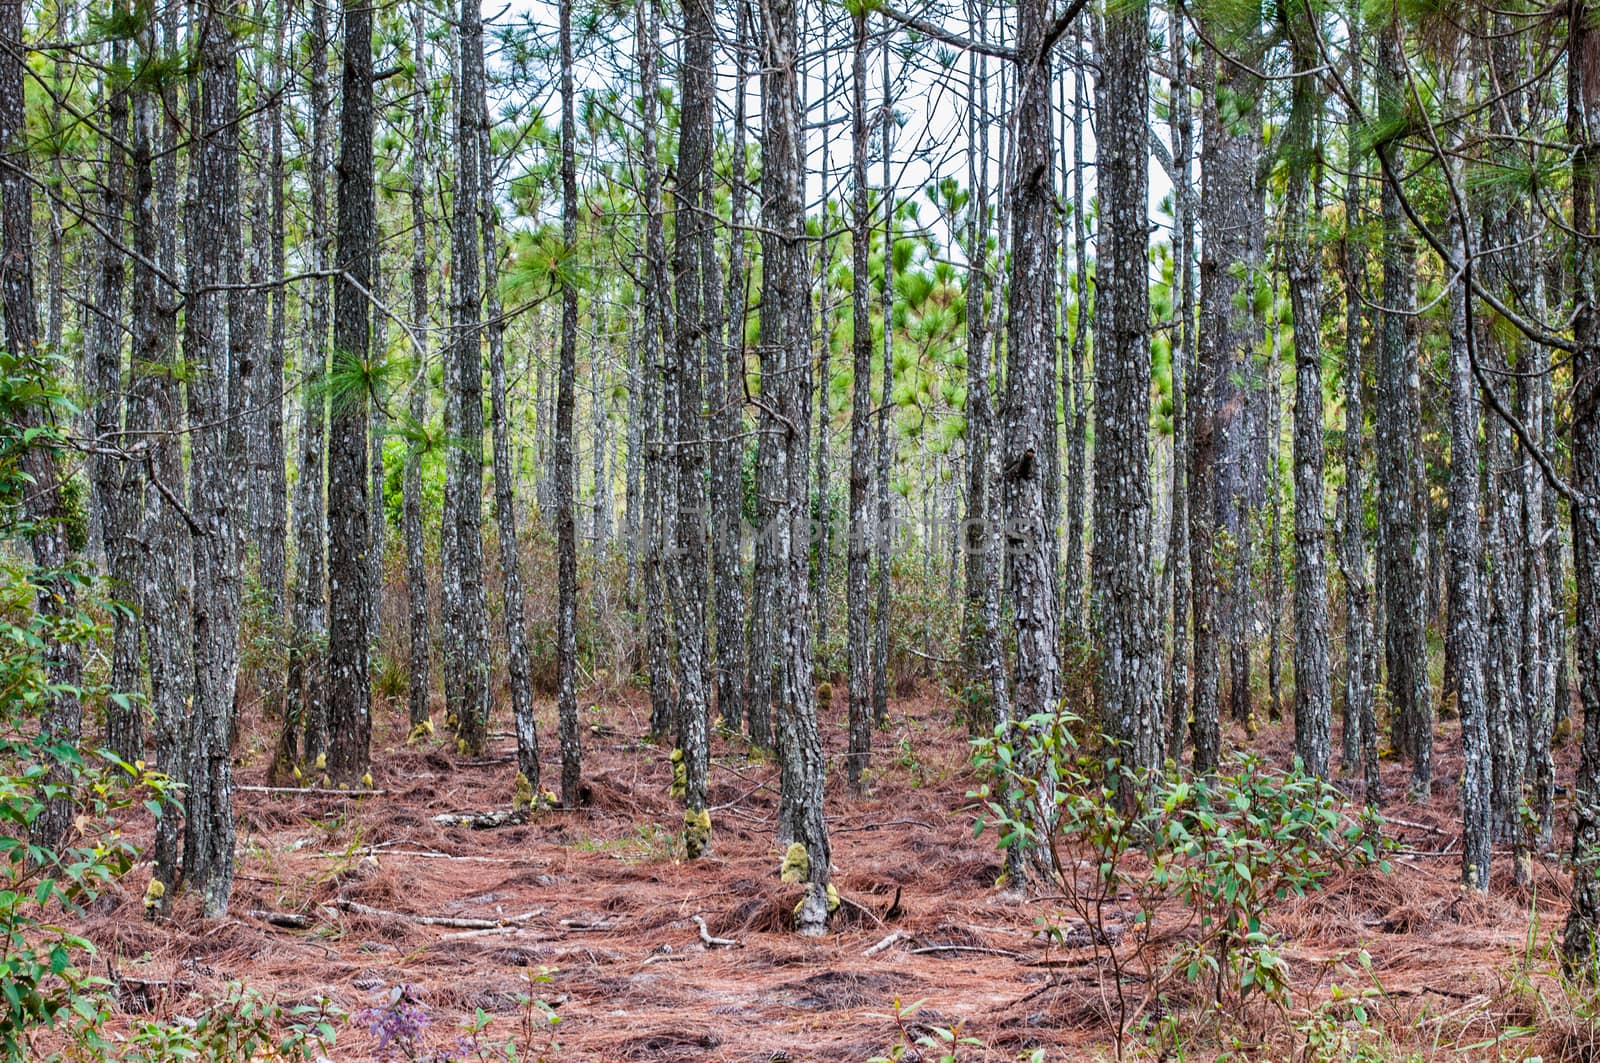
[711,0,749,733]
[131,14,193,903]
[1,0,85,851]
[638,0,674,743]
[846,9,874,792]
[479,34,540,788]
[1375,22,1432,795]
[89,39,142,762]
[1336,21,1380,800]
[1285,5,1331,778]
[1561,0,1600,970]
[450,0,492,757]
[183,0,245,914]
[327,0,377,788]
[670,0,716,855]
[761,0,831,933]
[404,0,433,733]
[556,0,582,805]
[1094,0,1161,774]
[287,0,331,777]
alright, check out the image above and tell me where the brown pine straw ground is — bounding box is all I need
[61,689,1598,1061]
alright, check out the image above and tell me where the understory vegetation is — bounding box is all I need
[7,0,1600,1054]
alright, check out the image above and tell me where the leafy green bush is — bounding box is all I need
[0,739,177,1059]
[972,710,1388,1054]
[0,347,310,1063]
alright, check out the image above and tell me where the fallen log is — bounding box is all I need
[336,899,545,930]
[692,915,740,949]
[246,909,314,929]
[431,808,530,829]
[237,785,385,797]
[862,929,908,956]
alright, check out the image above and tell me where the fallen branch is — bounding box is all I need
[434,925,525,944]
[835,893,884,928]
[692,915,740,949]
[862,929,908,956]
[832,819,938,834]
[641,952,686,967]
[331,848,519,864]
[909,944,1021,958]
[431,808,530,830]
[336,899,545,930]
[1384,815,1448,837]
[246,910,313,929]
[237,785,385,797]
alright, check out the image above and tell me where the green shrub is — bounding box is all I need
[972,710,1388,1055]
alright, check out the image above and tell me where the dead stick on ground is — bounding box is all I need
[836,894,884,928]
[336,899,545,930]
[832,819,938,833]
[246,910,313,929]
[432,928,518,941]
[431,808,531,829]
[692,915,740,948]
[862,929,908,956]
[329,848,520,864]
[641,952,687,967]
[910,944,1022,958]
[237,785,385,797]
[1385,815,1448,836]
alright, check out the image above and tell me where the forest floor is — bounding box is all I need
[69,689,1595,1062]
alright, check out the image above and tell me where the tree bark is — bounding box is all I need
[287,0,331,778]
[556,0,582,805]
[872,37,894,729]
[760,0,831,933]
[670,0,716,854]
[712,0,749,734]
[1441,108,1492,891]
[404,0,433,733]
[1336,21,1380,802]
[327,0,377,788]
[1093,0,1162,775]
[1,0,85,851]
[1562,0,1600,970]
[450,0,493,758]
[183,0,245,914]
[846,9,874,793]
[638,0,674,743]
[960,0,1009,741]
[1165,6,1195,762]
[478,24,539,789]
[88,37,142,763]
[130,12,192,905]
[1375,23,1432,796]
[1285,4,1331,779]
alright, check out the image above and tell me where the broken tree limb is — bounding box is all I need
[862,929,908,956]
[434,925,527,944]
[692,915,740,948]
[324,847,520,864]
[835,893,883,928]
[246,910,314,929]
[909,944,1022,958]
[1384,815,1448,837]
[431,808,530,829]
[336,899,545,930]
[237,785,385,797]
[641,952,687,966]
